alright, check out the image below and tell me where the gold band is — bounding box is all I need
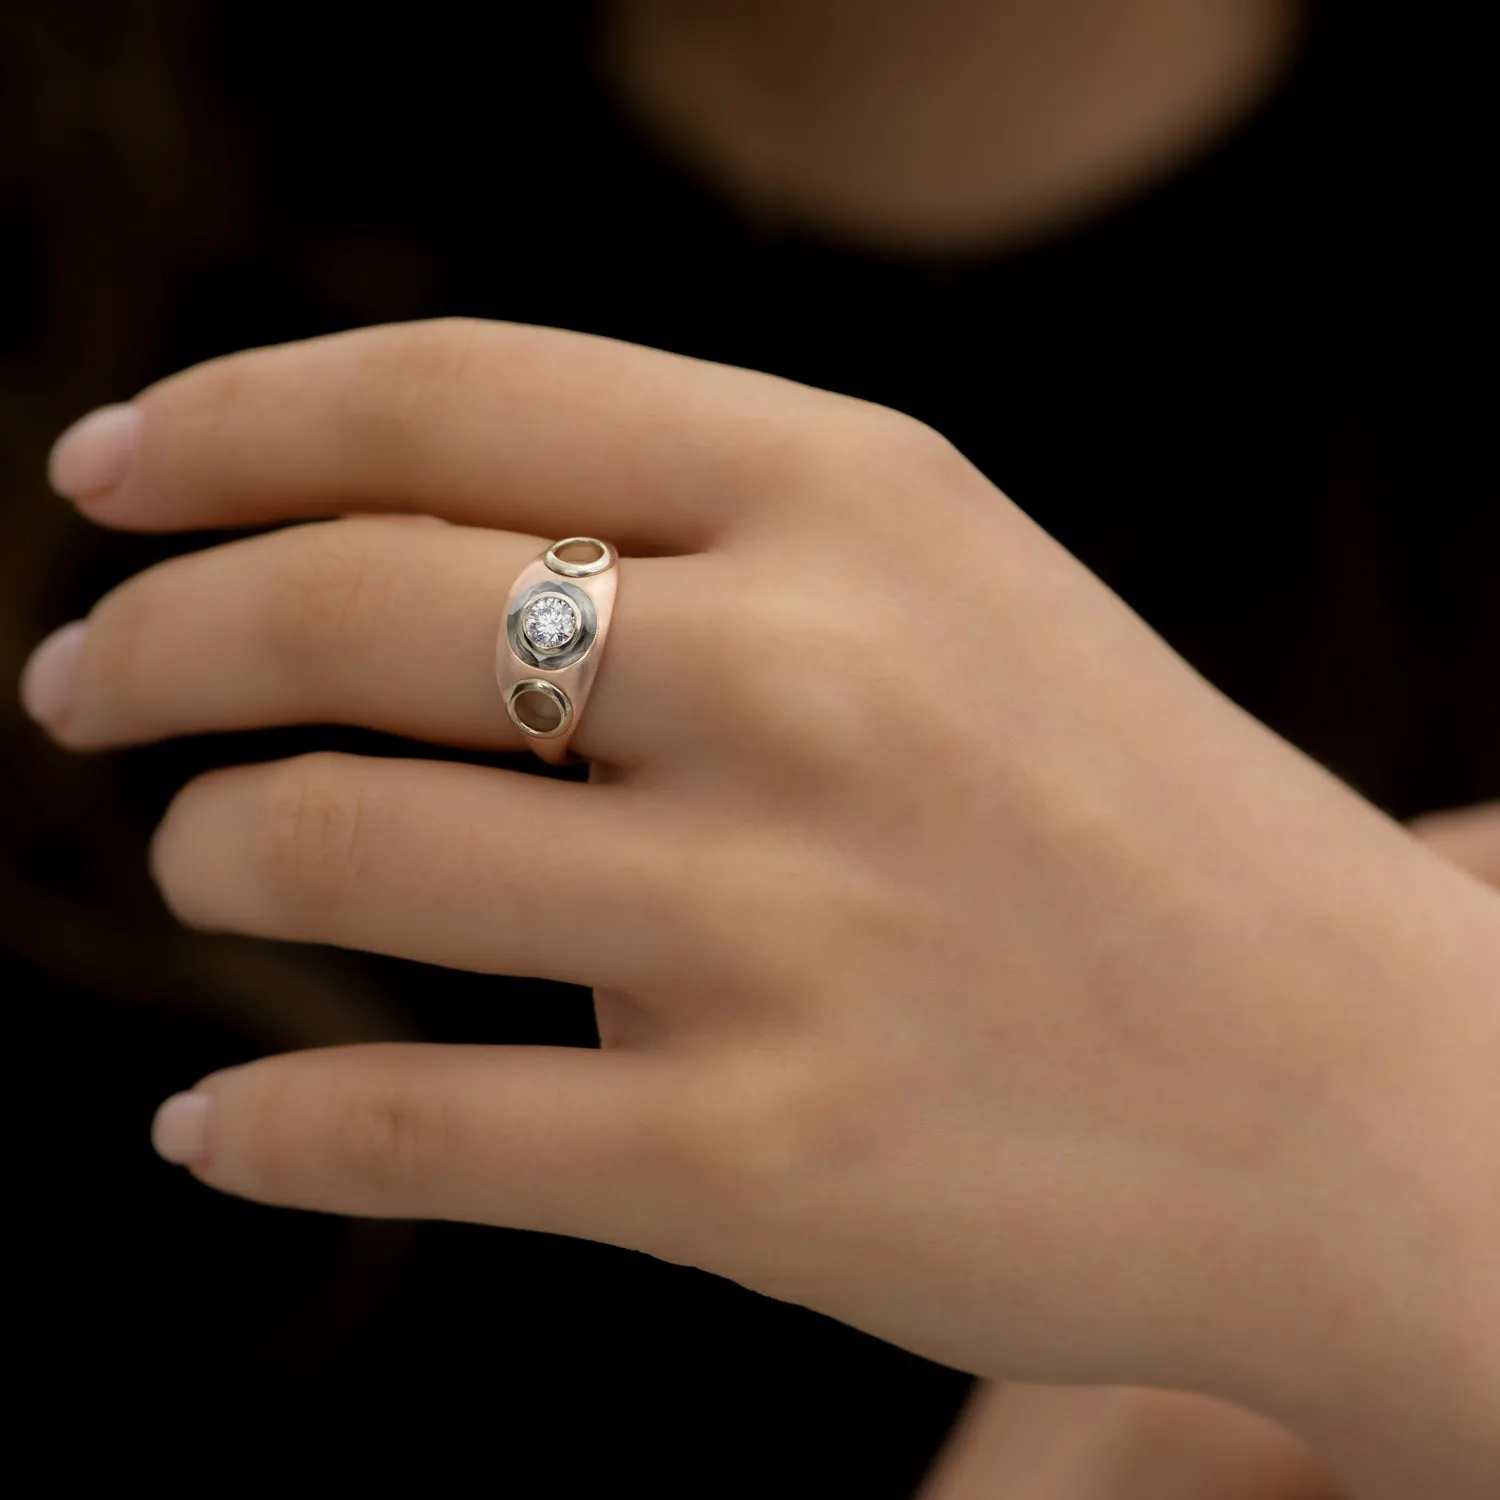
[495,537,619,765]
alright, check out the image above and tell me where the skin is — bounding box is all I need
[920,1382,1339,1499]
[25,320,1500,1498]
[607,4,1342,1489]
[603,0,1302,251]
[942,799,1500,1500]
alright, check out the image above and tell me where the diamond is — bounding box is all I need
[522,593,580,652]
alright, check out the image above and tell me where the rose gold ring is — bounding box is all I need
[495,537,619,765]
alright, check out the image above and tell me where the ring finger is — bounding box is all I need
[34,515,707,766]
[149,751,686,988]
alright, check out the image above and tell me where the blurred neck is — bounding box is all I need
[602,0,1302,254]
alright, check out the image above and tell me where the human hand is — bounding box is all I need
[25,322,1500,1497]
[919,1381,1340,1500]
[916,799,1500,1500]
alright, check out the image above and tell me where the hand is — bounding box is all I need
[915,801,1500,1500]
[26,321,1500,1497]
[920,1382,1340,1500]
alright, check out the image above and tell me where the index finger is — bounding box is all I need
[52,319,853,550]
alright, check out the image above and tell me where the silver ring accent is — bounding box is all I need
[506,579,597,672]
[519,590,583,656]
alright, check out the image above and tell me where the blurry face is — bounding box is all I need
[600,0,1303,256]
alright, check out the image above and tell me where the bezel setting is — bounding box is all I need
[505,578,598,672]
[521,591,581,654]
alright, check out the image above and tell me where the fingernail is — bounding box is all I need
[19,619,87,727]
[48,403,142,501]
[152,1092,212,1165]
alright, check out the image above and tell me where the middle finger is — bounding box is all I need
[47,516,702,765]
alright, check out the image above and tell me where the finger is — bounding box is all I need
[151,752,677,989]
[1410,801,1500,888]
[155,1043,681,1251]
[59,319,854,548]
[52,516,700,766]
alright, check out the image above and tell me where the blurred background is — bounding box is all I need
[1,2,1493,1492]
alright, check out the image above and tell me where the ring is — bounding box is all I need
[495,537,620,765]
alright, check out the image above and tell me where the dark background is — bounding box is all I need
[2,2,1494,1492]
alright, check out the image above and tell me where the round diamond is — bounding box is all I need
[522,594,579,652]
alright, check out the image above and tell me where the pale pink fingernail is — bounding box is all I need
[48,403,142,500]
[152,1092,212,1165]
[19,620,87,727]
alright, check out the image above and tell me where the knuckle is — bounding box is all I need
[656,1046,855,1203]
[340,317,488,454]
[333,1078,444,1200]
[785,404,964,512]
[677,578,787,690]
[697,578,885,767]
[256,752,378,920]
[263,524,383,665]
[696,573,825,688]
[216,1052,446,1212]
[848,405,961,476]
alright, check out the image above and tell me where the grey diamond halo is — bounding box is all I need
[522,593,581,653]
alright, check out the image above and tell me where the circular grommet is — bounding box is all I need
[545,537,617,578]
[506,679,573,737]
